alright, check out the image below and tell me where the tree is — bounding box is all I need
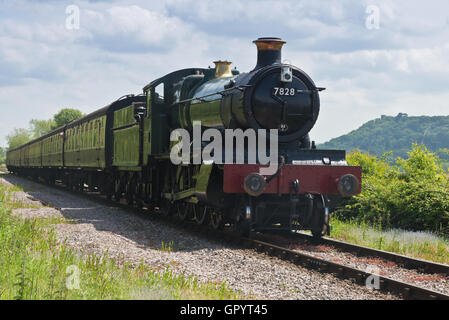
[0,146,6,164]
[53,108,83,128]
[29,119,56,138]
[319,114,449,160]
[6,128,32,150]
[2,109,82,151]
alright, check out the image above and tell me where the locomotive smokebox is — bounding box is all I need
[253,37,286,70]
[186,36,321,143]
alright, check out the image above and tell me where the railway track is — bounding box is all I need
[6,174,449,300]
[244,237,449,300]
[289,232,449,274]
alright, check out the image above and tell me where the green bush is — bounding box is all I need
[335,144,449,236]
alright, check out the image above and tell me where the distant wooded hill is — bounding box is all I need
[319,113,449,159]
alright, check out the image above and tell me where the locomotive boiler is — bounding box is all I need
[6,37,361,238]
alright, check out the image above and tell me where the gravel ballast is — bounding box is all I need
[1,174,397,300]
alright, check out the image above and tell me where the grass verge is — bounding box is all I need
[0,182,241,300]
[329,216,449,265]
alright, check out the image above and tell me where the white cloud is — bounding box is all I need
[81,5,200,53]
[0,0,448,148]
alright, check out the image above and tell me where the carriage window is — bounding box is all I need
[144,90,151,119]
[83,124,86,148]
[154,83,164,104]
[90,121,94,148]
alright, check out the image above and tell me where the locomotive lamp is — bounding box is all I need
[337,174,360,197]
[243,173,267,197]
[133,102,147,121]
[280,65,292,82]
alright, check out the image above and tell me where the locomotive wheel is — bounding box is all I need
[236,220,250,237]
[113,190,121,202]
[311,228,323,239]
[45,176,55,185]
[177,202,194,221]
[210,210,224,230]
[194,204,210,225]
[126,193,133,206]
[73,177,82,192]
[126,178,135,206]
[77,177,85,192]
[311,195,328,239]
[160,198,174,217]
[136,199,144,209]
[105,176,114,200]
[68,176,75,191]
[135,183,144,209]
[113,179,122,202]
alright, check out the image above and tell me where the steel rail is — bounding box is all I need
[288,232,449,275]
[241,238,449,300]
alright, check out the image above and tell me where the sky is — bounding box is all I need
[0,0,448,147]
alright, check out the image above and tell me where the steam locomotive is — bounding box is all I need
[6,38,361,237]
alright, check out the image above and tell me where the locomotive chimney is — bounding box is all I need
[252,37,286,70]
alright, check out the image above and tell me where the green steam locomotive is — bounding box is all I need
[6,38,361,237]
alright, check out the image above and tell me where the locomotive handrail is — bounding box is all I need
[265,156,286,185]
[297,87,326,93]
[111,122,139,131]
[170,85,252,106]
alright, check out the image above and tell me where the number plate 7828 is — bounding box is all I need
[272,87,296,96]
